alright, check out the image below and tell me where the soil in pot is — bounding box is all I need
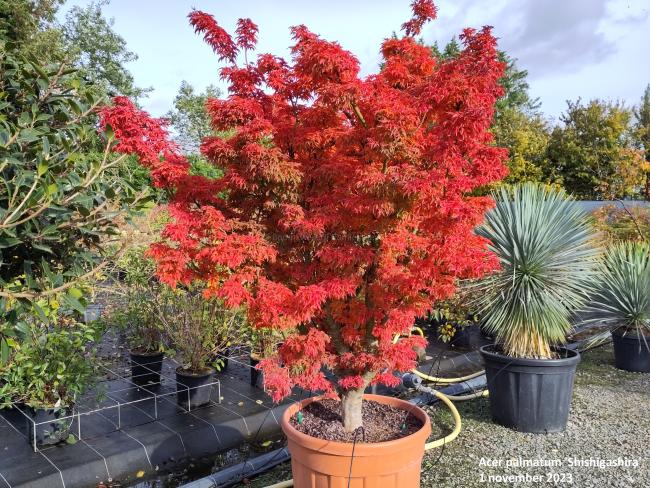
[130,350,164,386]
[480,345,580,433]
[290,398,423,443]
[176,366,215,409]
[25,406,73,447]
[612,328,650,373]
[282,394,431,488]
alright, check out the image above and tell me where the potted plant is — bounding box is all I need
[583,241,650,372]
[248,328,285,387]
[112,246,167,386]
[0,322,99,446]
[432,286,480,348]
[155,285,245,408]
[476,183,601,433]
[102,0,508,483]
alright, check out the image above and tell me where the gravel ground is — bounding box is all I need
[234,344,649,487]
[421,344,649,487]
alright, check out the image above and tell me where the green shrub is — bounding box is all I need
[592,204,650,243]
[0,40,151,362]
[0,322,101,409]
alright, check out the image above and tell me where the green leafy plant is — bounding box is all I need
[0,39,150,363]
[431,286,479,343]
[105,245,165,353]
[582,241,650,345]
[0,321,101,409]
[476,183,601,358]
[154,285,246,373]
[248,327,286,360]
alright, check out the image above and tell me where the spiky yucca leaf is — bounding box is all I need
[476,183,601,358]
[583,241,650,342]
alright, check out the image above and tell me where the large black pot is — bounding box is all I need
[480,345,580,433]
[612,328,650,373]
[130,350,164,386]
[25,406,73,446]
[176,367,215,409]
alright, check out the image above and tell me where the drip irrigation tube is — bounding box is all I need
[180,447,290,488]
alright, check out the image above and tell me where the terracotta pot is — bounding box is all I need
[281,393,431,488]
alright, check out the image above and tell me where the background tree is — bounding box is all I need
[432,39,546,186]
[167,81,221,154]
[545,99,648,199]
[0,0,146,100]
[103,0,508,430]
[0,0,65,61]
[492,108,550,185]
[634,84,650,198]
[0,38,150,363]
[62,0,149,99]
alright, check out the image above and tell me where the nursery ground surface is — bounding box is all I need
[0,349,302,488]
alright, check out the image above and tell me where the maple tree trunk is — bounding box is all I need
[341,387,364,432]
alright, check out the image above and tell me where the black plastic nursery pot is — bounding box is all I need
[612,328,650,373]
[480,323,494,340]
[176,367,215,409]
[130,350,164,386]
[24,406,73,447]
[480,345,580,433]
[452,324,477,349]
[250,354,263,387]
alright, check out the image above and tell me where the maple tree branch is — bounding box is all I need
[350,101,367,128]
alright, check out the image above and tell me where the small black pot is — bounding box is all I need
[612,329,650,373]
[250,354,263,388]
[452,324,478,349]
[480,323,494,340]
[25,406,73,446]
[480,345,580,433]
[130,350,164,386]
[176,367,215,409]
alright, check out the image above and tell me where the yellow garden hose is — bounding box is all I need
[442,389,489,401]
[393,327,486,384]
[423,389,462,450]
[265,482,294,488]
[411,368,485,383]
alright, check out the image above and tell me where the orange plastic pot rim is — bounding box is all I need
[280,393,432,457]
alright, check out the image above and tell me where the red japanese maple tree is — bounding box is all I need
[101,0,507,431]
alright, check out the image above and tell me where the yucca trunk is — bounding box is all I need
[504,328,553,359]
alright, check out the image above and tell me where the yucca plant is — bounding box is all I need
[476,183,601,358]
[583,241,650,345]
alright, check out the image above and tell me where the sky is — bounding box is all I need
[57,0,650,120]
